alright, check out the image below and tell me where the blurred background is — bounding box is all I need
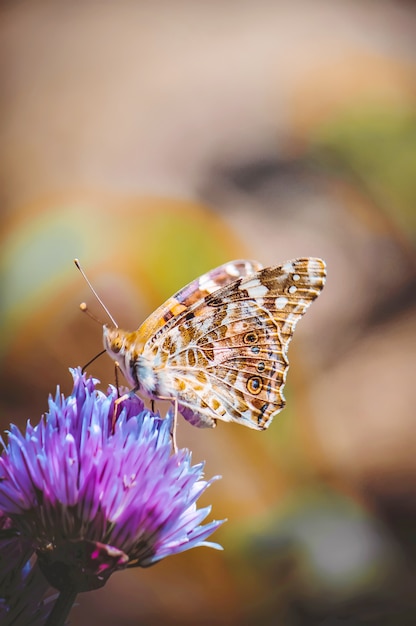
[1,1,416,624]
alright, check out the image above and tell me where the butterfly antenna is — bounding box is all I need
[74,258,118,327]
[79,302,105,324]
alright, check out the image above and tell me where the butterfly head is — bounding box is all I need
[102,324,138,388]
[103,325,127,360]
[102,324,167,397]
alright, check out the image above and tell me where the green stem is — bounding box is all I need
[45,587,77,626]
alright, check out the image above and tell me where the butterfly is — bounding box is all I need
[102,257,326,432]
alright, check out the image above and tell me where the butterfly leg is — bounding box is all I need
[112,384,140,432]
[170,398,178,455]
[114,362,121,397]
[156,395,178,454]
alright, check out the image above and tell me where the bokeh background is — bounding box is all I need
[1,1,416,624]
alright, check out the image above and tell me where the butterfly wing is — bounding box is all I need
[136,259,263,342]
[104,260,264,396]
[144,258,326,429]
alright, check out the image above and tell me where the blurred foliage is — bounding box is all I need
[0,194,249,420]
[226,487,415,626]
[310,105,416,236]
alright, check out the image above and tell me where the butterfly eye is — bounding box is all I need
[247,375,262,395]
[111,338,122,354]
[243,331,259,344]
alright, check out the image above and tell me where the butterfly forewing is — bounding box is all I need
[138,257,326,430]
[135,259,263,345]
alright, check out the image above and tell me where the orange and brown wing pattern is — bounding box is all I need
[136,259,263,344]
[146,258,326,429]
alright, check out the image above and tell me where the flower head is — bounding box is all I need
[0,368,224,593]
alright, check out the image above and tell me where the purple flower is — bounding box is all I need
[0,368,224,600]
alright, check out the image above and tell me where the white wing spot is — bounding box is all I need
[293,274,300,281]
[307,260,325,285]
[275,296,288,310]
[288,285,297,294]
[199,276,221,293]
[247,284,269,299]
[308,272,321,286]
[282,262,295,274]
[243,260,261,274]
[243,279,269,299]
[226,263,241,278]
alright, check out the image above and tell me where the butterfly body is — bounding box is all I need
[103,258,326,430]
